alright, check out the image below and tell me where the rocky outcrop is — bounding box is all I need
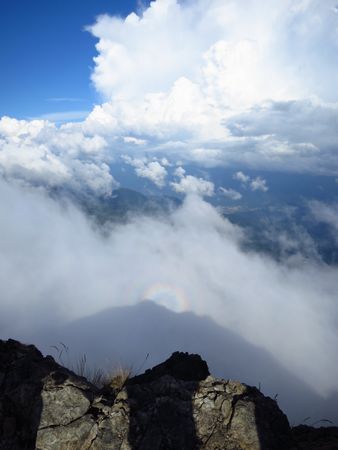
[0,339,335,449]
[0,339,97,450]
[292,425,338,450]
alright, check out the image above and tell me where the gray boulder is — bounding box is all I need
[0,340,300,449]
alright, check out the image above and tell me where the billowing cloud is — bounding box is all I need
[171,174,214,196]
[1,0,338,191]
[78,0,338,174]
[89,0,335,105]
[0,116,117,196]
[122,155,167,187]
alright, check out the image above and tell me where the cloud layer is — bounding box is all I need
[0,116,116,196]
[1,178,338,399]
[1,0,338,194]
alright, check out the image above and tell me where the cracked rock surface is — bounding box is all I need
[0,339,323,449]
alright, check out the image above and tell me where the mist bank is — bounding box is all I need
[1,178,338,400]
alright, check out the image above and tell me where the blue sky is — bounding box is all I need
[0,0,148,119]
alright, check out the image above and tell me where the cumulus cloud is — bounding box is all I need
[122,155,167,187]
[1,0,338,191]
[219,187,242,200]
[232,171,268,192]
[1,178,338,401]
[250,176,269,192]
[84,76,224,140]
[171,174,214,196]
[0,116,117,196]
[233,171,250,184]
[88,0,323,105]
[74,0,338,174]
[159,157,171,167]
[174,166,186,178]
[150,162,216,197]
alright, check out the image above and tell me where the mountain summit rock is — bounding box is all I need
[0,339,336,449]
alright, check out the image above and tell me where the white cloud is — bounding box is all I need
[2,0,338,188]
[79,0,338,175]
[0,116,117,196]
[159,157,170,167]
[87,0,209,100]
[174,166,186,178]
[138,161,167,187]
[84,76,225,140]
[171,174,214,196]
[86,1,338,127]
[310,201,338,243]
[122,155,167,187]
[233,171,250,184]
[34,110,90,123]
[232,171,268,192]
[123,136,147,145]
[250,176,269,192]
[89,0,323,106]
[219,187,242,200]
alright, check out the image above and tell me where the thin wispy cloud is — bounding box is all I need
[33,110,90,123]
[46,97,85,103]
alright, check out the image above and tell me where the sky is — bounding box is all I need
[1,0,338,424]
[2,0,338,194]
[0,0,147,119]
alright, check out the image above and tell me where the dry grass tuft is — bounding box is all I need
[51,343,105,387]
[51,343,136,390]
[105,365,132,391]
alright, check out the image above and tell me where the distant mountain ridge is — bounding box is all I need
[49,183,338,265]
[83,187,181,224]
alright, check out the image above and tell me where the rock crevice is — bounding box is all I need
[0,340,336,449]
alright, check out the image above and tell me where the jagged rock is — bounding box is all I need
[128,351,210,384]
[292,425,338,449]
[0,339,334,449]
[0,339,96,450]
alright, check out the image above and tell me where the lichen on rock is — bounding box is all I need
[0,340,332,449]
